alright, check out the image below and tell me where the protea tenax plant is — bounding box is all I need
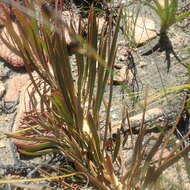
[1,1,190,190]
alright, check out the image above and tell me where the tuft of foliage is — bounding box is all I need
[146,0,190,34]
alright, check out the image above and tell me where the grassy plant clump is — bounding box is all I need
[143,0,190,71]
[1,0,190,189]
[147,0,190,34]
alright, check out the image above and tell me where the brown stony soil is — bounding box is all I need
[0,0,190,189]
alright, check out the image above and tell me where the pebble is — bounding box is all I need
[0,82,5,98]
[0,23,25,68]
[119,55,128,62]
[4,74,29,102]
[123,15,157,45]
[139,61,147,68]
[0,62,12,80]
[114,63,123,69]
[112,113,118,120]
[3,101,17,113]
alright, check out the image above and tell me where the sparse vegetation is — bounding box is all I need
[0,0,190,189]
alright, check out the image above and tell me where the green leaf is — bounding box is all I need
[113,130,121,162]
[87,114,101,160]
[6,133,58,144]
[16,142,58,152]
[18,148,59,156]
[86,9,98,110]
[176,10,190,23]
[50,89,74,126]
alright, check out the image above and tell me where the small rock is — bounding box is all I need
[12,72,49,133]
[139,61,147,68]
[135,17,156,44]
[112,66,133,85]
[124,15,157,45]
[0,82,5,98]
[61,11,80,44]
[0,141,6,148]
[112,113,118,120]
[4,74,29,102]
[111,108,163,134]
[114,63,123,69]
[11,75,52,149]
[118,40,126,47]
[3,101,17,113]
[97,16,106,34]
[0,62,12,79]
[129,108,163,123]
[118,48,129,56]
[153,148,171,161]
[0,23,25,68]
[119,55,128,62]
